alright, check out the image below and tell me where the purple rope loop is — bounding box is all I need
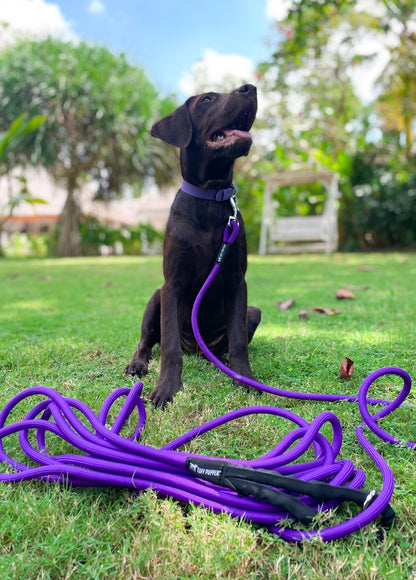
[0,222,414,542]
[358,367,415,449]
[223,218,239,245]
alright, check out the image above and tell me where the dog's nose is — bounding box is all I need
[237,84,257,95]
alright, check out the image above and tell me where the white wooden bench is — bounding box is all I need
[259,170,339,255]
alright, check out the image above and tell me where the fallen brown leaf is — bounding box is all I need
[299,310,308,320]
[309,307,341,316]
[340,357,354,378]
[277,299,295,311]
[336,288,355,300]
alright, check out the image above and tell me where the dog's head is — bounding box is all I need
[150,85,257,186]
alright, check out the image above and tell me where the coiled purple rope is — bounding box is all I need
[0,221,414,542]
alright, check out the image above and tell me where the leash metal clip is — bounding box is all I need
[363,489,377,509]
[228,194,239,226]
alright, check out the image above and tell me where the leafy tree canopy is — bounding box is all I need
[259,0,416,162]
[0,37,177,255]
[235,0,416,250]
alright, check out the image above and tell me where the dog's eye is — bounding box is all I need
[200,95,213,103]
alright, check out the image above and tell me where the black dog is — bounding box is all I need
[124,84,261,407]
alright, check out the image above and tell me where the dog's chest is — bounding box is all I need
[169,193,234,246]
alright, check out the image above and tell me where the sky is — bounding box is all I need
[0,0,288,98]
[0,0,404,105]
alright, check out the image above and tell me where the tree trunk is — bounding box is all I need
[57,176,82,257]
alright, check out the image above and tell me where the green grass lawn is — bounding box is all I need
[0,253,415,579]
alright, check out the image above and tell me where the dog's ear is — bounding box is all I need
[150,103,193,149]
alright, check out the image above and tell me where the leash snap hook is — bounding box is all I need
[228,194,239,226]
[363,489,377,509]
[216,195,240,265]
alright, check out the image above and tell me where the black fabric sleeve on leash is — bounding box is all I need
[186,457,396,530]
[216,242,232,265]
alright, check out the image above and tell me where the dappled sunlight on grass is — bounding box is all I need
[0,298,55,314]
[258,322,402,346]
[32,255,162,268]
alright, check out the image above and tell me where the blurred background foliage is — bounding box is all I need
[0,0,415,255]
[235,0,416,252]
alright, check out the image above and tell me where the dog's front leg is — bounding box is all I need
[124,289,161,378]
[149,283,183,408]
[225,279,256,384]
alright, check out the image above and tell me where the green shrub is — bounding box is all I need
[340,147,416,250]
[79,216,163,256]
[3,232,50,257]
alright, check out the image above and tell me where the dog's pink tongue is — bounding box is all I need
[223,128,251,139]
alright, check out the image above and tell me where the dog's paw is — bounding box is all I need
[123,361,148,377]
[149,382,182,409]
[149,389,171,409]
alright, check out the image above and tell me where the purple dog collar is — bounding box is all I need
[181,179,236,202]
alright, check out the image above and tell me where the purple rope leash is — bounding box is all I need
[0,220,414,542]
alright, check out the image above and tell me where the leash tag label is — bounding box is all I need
[187,461,222,478]
[216,242,231,265]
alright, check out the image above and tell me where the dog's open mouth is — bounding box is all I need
[207,111,254,149]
